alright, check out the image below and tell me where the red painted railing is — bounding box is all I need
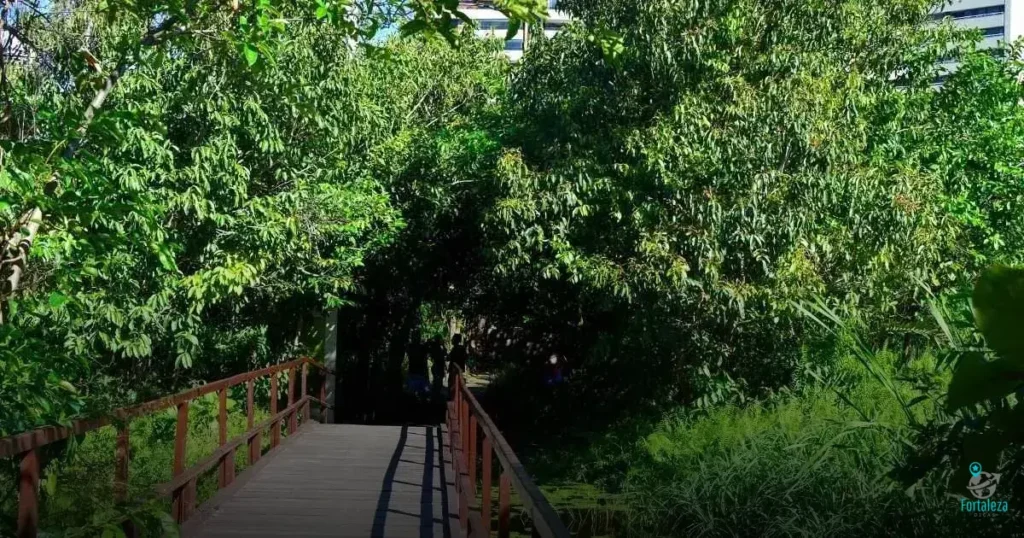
[0,357,330,538]
[448,367,571,538]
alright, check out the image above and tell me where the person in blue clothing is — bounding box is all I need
[544,353,565,386]
[405,342,430,398]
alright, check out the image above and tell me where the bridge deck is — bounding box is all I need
[184,423,461,538]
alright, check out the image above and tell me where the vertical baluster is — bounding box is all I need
[498,471,511,538]
[319,378,327,424]
[482,436,493,537]
[461,388,470,461]
[301,362,309,422]
[270,373,280,448]
[247,379,260,464]
[287,366,297,434]
[171,401,190,522]
[218,388,235,488]
[469,415,478,495]
[17,449,39,538]
[114,425,129,502]
[459,432,469,532]
[115,424,137,537]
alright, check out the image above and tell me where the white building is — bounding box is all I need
[933,0,1024,79]
[934,0,1024,46]
[457,0,570,61]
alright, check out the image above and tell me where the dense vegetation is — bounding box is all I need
[4,0,1024,536]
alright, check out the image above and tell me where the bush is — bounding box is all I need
[619,349,1012,537]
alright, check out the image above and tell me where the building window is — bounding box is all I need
[504,39,524,50]
[980,26,1005,37]
[932,5,1004,21]
[544,20,567,31]
[479,20,510,31]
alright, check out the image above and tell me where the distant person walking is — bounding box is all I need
[448,334,468,373]
[428,336,446,399]
[405,342,430,398]
[544,353,565,387]
[448,334,469,399]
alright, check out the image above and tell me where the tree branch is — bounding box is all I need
[1,14,185,313]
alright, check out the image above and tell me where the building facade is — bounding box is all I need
[456,1,1024,64]
[934,0,1024,78]
[457,0,570,61]
[934,0,1024,46]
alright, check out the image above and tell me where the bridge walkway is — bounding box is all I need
[185,423,459,538]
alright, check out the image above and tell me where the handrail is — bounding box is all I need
[447,366,571,538]
[2,357,331,538]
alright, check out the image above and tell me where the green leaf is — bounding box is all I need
[48,292,68,308]
[973,265,1024,362]
[505,19,521,41]
[43,472,57,497]
[243,44,259,66]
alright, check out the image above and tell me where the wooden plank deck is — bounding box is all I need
[184,423,461,538]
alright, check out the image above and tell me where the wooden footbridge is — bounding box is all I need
[2,358,570,538]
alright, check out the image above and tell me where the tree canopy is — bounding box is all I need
[5,0,1024,534]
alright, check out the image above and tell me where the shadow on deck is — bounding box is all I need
[183,423,460,538]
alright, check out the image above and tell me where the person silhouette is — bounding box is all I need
[448,334,468,374]
[406,342,430,397]
[428,337,446,398]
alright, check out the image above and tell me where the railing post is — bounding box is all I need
[302,362,310,422]
[17,449,39,538]
[469,415,478,495]
[459,437,468,533]
[482,436,492,537]
[218,388,235,488]
[270,373,280,448]
[287,366,297,434]
[461,385,470,461]
[319,378,327,424]
[247,379,260,465]
[114,425,129,502]
[114,424,137,538]
[498,471,511,538]
[171,401,192,522]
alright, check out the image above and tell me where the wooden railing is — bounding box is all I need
[448,367,571,538]
[0,357,330,538]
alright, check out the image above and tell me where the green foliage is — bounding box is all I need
[625,385,985,537]
[0,391,271,536]
[0,0,508,431]
[6,0,1024,535]
[457,0,1024,412]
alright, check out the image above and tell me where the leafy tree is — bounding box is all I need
[0,0,513,432]
[468,0,1024,405]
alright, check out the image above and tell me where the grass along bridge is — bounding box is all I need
[1,358,571,538]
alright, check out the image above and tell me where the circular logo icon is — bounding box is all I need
[969,462,982,476]
[967,471,1001,500]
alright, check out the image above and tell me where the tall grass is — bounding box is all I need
[623,386,970,536]
[617,332,1020,537]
